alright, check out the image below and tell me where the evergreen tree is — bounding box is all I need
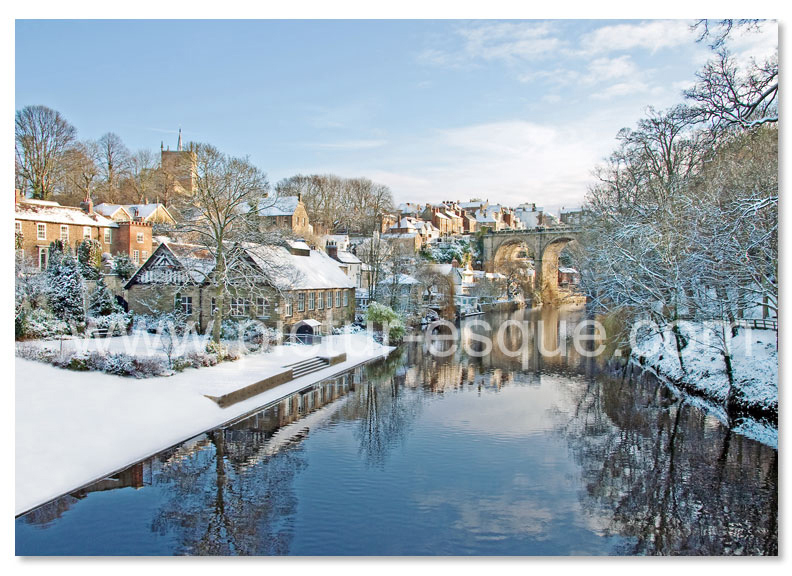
[88,276,120,316]
[47,251,85,327]
[77,238,102,280]
[47,239,65,272]
[112,252,136,281]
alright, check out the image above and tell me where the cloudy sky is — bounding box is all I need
[15,19,777,213]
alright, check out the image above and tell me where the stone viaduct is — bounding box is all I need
[480,226,581,300]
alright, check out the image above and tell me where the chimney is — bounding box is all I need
[14,189,23,205]
[80,193,94,214]
[326,240,339,260]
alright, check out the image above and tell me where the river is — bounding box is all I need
[15,307,778,555]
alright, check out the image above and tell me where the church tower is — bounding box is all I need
[160,128,196,201]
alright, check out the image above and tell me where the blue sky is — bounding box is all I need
[15,19,778,212]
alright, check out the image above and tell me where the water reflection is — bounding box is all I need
[16,308,777,555]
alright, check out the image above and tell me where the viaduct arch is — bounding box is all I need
[480,227,581,301]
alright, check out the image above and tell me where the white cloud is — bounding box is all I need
[580,20,696,55]
[586,55,638,82]
[419,21,564,68]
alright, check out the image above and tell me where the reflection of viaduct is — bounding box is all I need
[481,227,581,300]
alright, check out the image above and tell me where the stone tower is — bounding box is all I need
[160,128,196,200]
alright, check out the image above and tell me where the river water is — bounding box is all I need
[15,308,777,555]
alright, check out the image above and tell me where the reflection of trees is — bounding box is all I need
[560,372,778,555]
[151,429,305,555]
[333,352,423,468]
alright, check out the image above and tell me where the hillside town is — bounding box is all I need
[15,128,586,354]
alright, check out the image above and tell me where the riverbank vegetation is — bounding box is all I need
[576,21,778,416]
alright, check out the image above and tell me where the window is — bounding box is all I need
[336,290,341,307]
[15,222,22,235]
[317,291,324,310]
[104,228,111,244]
[230,298,246,317]
[136,232,144,243]
[297,292,305,312]
[132,250,140,264]
[38,247,48,271]
[285,299,293,317]
[256,297,270,318]
[326,291,332,309]
[142,250,148,261]
[343,290,349,307]
[211,298,217,316]
[175,294,193,315]
[308,292,315,311]
[60,225,69,243]
[83,226,91,239]
[36,223,46,241]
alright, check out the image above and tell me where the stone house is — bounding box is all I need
[250,195,312,236]
[124,240,356,336]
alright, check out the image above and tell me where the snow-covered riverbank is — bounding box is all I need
[630,321,777,446]
[15,332,393,516]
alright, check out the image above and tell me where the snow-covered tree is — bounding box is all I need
[112,252,136,281]
[77,238,102,280]
[47,250,85,328]
[88,276,120,316]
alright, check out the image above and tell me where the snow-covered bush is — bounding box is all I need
[112,253,136,281]
[423,237,472,264]
[365,302,405,344]
[88,277,121,316]
[23,308,72,339]
[17,345,171,378]
[89,312,133,335]
[221,318,278,351]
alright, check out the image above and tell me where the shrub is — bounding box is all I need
[365,302,405,345]
[24,308,72,339]
[91,312,133,334]
[112,253,136,281]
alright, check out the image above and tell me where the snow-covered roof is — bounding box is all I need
[15,201,119,228]
[559,267,579,274]
[396,203,419,214]
[381,232,418,239]
[165,243,217,282]
[288,239,312,252]
[335,250,361,264]
[459,201,486,209]
[94,204,132,220]
[244,243,355,291]
[251,196,300,217]
[433,211,450,220]
[126,204,174,222]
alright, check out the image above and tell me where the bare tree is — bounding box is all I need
[686,20,777,129]
[96,132,132,203]
[55,140,99,205]
[15,105,77,199]
[168,143,286,342]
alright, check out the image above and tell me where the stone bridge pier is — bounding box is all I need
[481,227,581,302]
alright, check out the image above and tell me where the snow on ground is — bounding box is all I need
[632,321,777,411]
[15,332,393,515]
